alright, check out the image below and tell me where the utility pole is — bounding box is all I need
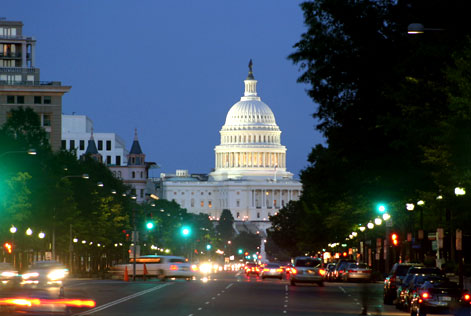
[69,224,73,275]
[132,209,137,281]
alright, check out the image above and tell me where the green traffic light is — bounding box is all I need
[146,222,154,230]
[206,244,212,250]
[377,203,387,213]
[181,226,191,236]
[238,249,243,254]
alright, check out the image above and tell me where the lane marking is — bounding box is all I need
[205,301,210,305]
[338,286,346,294]
[283,311,287,314]
[217,293,221,296]
[285,285,288,292]
[211,297,216,300]
[188,314,193,316]
[198,307,202,311]
[73,283,171,315]
[225,283,233,289]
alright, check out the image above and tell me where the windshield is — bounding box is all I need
[295,259,321,268]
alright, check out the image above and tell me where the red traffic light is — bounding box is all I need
[391,233,399,246]
[3,242,12,254]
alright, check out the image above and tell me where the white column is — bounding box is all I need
[22,42,27,68]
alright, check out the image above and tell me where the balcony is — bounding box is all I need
[0,35,34,40]
[0,67,38,74]
[0,80,61,86]
[0,52,22,58]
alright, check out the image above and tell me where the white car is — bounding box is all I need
[289,257,325,286]
[21,261,69,287]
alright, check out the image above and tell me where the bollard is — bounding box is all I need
[124,266,129,282]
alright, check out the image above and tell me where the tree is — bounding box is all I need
[216,209,234,242]
[285,0,471,249]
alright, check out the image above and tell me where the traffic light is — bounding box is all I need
[377,203,387,213]
[206,244,212,250]
[391,233,399,246]
[238,249,243,254]
[3,242,12,254]
[181,226,191,237]
[145,213,154,230]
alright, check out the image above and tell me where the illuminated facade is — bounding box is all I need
[160,62,302,229]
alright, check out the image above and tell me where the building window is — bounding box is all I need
[106,156,111,164]
[257,212,260,219]
[43,114,51,127]
[34,96,42,104]
[236,200,240,207]
[201,192,204,195]
[268,212,271,217]
[43,96,51,104]
[237,191,240,195]
[7,96,14,104]
[116,156,121,165]
[174,192,177,195]
[236,212,240,218]
[191,199,194,207]
[140,172,143,178]
[191,192,194,195]
[106,140,111,151]
[132,171,135,178]
[70,140,75,149]
[97,140,103,151]
[200,201,204,207]
[117,171,121,178]
[208,192,211,196]
[79,140,85,150]
[140,189,144,198]
[181,192,185,195]
[17,96,24,104]
[208,201,212,208]
[61,140,66,150]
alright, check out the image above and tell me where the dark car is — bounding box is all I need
[410,279,471,316]
[333,259,356,281]
[401,274,445,312]
[396,267,445,311]
[384,263,424,304]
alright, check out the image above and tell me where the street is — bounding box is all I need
[58,271,443,316]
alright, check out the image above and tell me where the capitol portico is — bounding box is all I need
[159,61,302,231]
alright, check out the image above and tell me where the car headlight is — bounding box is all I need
[1,271,17,278]
[47,269,68,281]
[22,272,39,280]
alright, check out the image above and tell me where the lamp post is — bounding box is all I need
[455,187,466,289]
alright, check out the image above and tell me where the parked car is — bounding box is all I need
[289,257,325,286]
[401,274,445,312]
[260,263,284,280]
[410,278,471,316]
[341,263,372,282]
[383,262,424,304]
[396,267,445,311]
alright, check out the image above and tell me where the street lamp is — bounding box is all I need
[26,228,33,236]
[10,226,17,234]
[455,187,466,196]
[374,218,383,226]
[359,226,366,232]
[38,232,45,239]
[367,222,374,230]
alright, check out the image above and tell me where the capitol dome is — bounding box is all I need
[209,60,293,181]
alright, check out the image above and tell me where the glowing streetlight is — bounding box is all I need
[38,232,45,239]
[455,187,466,196]
[406,203,415,211]
[359,226,366,232]
[382,213,391,221]
[374,218,382,226]
[10,226,17,234]
[367,222,374,230]
[26,228,33,236]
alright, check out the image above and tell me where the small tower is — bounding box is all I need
[128,128,145,166]
[81,128,102,163]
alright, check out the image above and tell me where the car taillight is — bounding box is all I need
[191,265,199,272]
[464,293,471,301]
[339,270,344,274]
[319,269,326,276]
[389,275,396,286]
[263,268,269,272]
[255,267,260,272]
[291,268,297,274]
[170,265,178,271]
[0,298,96,308]
[276,268,283,273]
[348,270,353,273]
[421,292,430,299]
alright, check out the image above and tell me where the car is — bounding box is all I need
[397,267,445,311]
[341,263,371,282]
[325,263,337,281]
[244,262,260,276]
[333,259,356,281]
[260,263,284,280]
[410,278,471,316]
[289,257,325,286]
[21,261,69,288]
[384,263,424,304]
[0,262,19,287]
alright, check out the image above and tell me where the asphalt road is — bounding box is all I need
[58,271,455,316]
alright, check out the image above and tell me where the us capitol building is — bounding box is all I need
[158,61,302,232]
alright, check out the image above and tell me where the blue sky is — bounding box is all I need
[4,1,324,178]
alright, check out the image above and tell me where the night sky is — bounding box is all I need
[3,1,324,178]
